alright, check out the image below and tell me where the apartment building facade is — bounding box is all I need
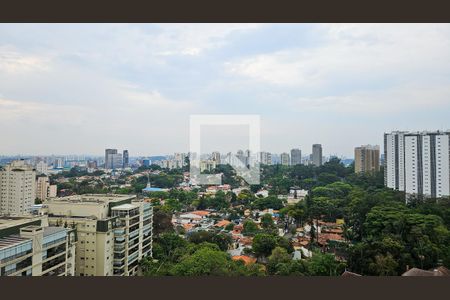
[0,215,76,276]
[41,194,152,276]
[312,144,323,167]
[0,160,36,216]
[384,130,450,199]
[354,145,380,173]
[290,148,302,165]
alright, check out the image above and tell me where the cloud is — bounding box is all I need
[225,24,450,89]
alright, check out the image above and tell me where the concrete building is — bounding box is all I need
[354,145,380,173]
[41,194,152,276]
[36,176,57,202]
[0,160,36,216]
[280,153,290,166]
[259,151,272,165]
[384,130,450,199]
[105,149,123,170]
[312,144,323,167]
[35,161,49,175]
[0,215,76,276]
[122,150,129,169]
[211,152,221,163]
[290,148,302,165]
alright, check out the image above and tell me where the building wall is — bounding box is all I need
[0,160,36,216]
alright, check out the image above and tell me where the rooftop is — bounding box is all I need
[0,235,30,251]
[45,194,136,205]
[111,203,138,211]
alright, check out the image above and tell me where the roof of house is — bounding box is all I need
[214,220,231,227]
[402,267,450,276]
[191,210,210,217]
[341,270,362,277]
[232,255,257,265]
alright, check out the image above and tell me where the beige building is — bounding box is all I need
[0,215,76,276]
[41,194,152,276]
[354,145,380,173]
[0,160,36,216]
[36,176,57,201]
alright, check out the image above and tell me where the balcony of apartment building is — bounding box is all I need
[42,254,67,276]
[0,238,33,268]
[1,256,32,276]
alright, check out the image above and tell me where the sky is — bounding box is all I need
[1,24,450,157]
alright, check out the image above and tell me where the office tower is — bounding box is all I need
[0,215,76,276]
[36,176,57,201]
[142,159,150,167]
[0,160,36,216]
[354,145,380,173]
[122,150,129,169]
[211,151,221,163]
[280,153,290,166]
[384,130,450,199]
[42,194,152,276]
[259,151,272,165]
[53,158,64,169]
[290,148,302,165]
[105,149,122,170]
[312,144,323,167]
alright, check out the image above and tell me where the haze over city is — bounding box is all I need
[1,24,450,156]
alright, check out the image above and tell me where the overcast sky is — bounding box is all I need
[1,24,450,157]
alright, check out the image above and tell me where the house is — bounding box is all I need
[402,266,450,276]
[232,255,257,265]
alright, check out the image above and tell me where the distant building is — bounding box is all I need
[35,161,49,175]
[142,159,150,167]
[36,176,58,201]
[354,145,380,173]
[0,160,36,216]
[312,144,323,167]
[259,151,272,165]
[280,153,290,166]
[290,148,302,165]
[384,130,450,199]
[211,151,221,163]
[105,149,122,170]
[122,150,129,169]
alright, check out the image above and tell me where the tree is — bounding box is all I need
[261,213,275,229]
[252,233,278,258]
[187,231,232,251]
[242,219,259,236]
[267,246,291,274]
[171,246,232,276]
[307,252,345,276]
[152,208,174,235]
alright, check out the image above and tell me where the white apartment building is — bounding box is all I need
[0,215,76,276]
[35,161,49,175]
[259,151,272,165]
[384,130,450,199]
[0,160,36,216]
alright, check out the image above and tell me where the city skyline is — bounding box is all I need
[1,24,450,156]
